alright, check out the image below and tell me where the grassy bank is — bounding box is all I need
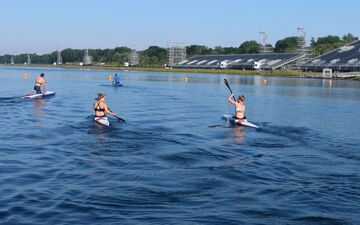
[3,64,320,77]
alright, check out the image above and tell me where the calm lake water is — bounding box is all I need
[0,67,359,225]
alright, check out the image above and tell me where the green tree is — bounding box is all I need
[238,40,260,54]
[140,46,167,66]
[309,34,359,56]
[342,33,358,43]
[186,45,211,57]
[274,37,298,53]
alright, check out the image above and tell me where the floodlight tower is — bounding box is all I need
[297,28,306,54]
[129,49,139,66]
[167,42,186,67]
[259,31,272,53]
[83,49,93,65]
[296,27,311,66]
[57,50,62,65]
[27,54,31,65]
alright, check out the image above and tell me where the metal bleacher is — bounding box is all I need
[174,53,304,70]
[301,40,360,72]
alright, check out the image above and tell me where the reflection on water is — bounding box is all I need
[33,99,43,118]
[232,126,245,144]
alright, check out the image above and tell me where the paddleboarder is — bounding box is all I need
[112,74,121,86]
[34,73,46,94]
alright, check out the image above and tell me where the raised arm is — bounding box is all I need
[228,94,236,106]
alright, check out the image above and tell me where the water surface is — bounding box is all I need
[0,67,359,224]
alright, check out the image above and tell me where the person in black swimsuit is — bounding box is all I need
[93,93,116,117]
[228,94,246,121]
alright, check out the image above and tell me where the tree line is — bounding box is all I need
[0,33,357,66]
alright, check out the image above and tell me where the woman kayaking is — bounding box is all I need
[227,93,246,122]
[94,93,116,118]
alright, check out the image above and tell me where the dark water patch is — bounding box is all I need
[293,215,350,225]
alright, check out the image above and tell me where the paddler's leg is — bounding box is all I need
[34,86,42,94]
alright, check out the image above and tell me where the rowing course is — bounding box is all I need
[0,67,360,224]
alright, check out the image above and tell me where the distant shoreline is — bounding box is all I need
[2,64,358,79]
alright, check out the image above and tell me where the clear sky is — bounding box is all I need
[0,0,358,54]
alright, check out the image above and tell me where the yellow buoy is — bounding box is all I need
[108,75,112,80]
[184,75,189,82]
[23,73,28,78]
[328,79,333,88]
[263,79,267,85]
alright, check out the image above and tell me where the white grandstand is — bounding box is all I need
[174,53,305,70]
[301,40,360,72]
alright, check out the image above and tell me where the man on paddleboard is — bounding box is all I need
[228,94,246,122]
[112,74,121,86]
[94,93,116,118]
[34,73,46,94]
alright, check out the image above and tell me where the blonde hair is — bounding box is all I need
[237,95,245,102]
[97,93,105,100]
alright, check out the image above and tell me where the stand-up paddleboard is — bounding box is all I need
[100,84,123,87]
[21,91,56,99]
[222,114,260,129]
[94,116,110,126]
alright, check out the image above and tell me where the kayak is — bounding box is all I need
[222,114,260,129]
[94,116,110,126]
[21,91,56,99]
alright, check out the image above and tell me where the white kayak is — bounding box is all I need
[21,91,56,99]
[94,116,110,126]
[222,114,260,129]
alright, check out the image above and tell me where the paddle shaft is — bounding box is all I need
[108,107,125,122]
[224,79,236,101]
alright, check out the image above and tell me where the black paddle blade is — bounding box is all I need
[224,78,232,91]
[224,78,236,101]
[115,115,125,122]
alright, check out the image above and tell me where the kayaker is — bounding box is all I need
[228,94,246,122]
[94,93,116,118]
[112,73,121,86]
[34,73,46,94]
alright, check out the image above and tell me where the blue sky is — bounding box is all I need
[0,0,358,54]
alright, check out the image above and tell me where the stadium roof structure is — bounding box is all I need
[301,40,360,72]
[174,53,304,70]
